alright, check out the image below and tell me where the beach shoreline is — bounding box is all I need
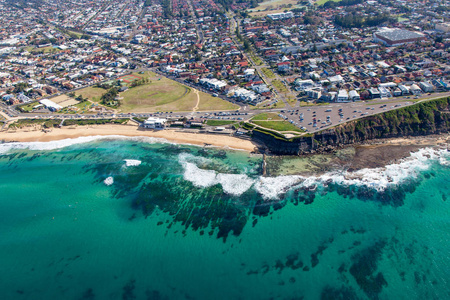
[264,134,450,176]
[1,124,448,172]
[0,124,257,152]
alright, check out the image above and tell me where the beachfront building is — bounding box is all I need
[40,99,62,111]
[142,117,167,129]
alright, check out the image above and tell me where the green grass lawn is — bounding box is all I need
[76,86,105,102]
[249,53,263,66]
[18,102,38,112]
[119,76,191,112]
[251,112,284,121]
[197,93,239,111]
[272,80,288,93]
[316,0,341,5]
[262,68,276,79]
[252,99,286,110]
[286,96,297,106]
[59,101,94,114]
[251,120,304,132]
[31,46,59,54]
[75,72,237,112]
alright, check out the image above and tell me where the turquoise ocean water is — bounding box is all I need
[0,137,449,300]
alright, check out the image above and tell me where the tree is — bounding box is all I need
[100,87,119,107]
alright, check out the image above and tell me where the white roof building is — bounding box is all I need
[349,90,360,101]
[336,90,349,102]
[40,99,62,111]
[142,117,167,129]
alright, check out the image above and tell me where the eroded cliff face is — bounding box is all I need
[252,97,450,155]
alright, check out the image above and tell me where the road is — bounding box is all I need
[3,66,449,137]
[186,0,204,44]
[229,16,295,108]
[5,92,450,136]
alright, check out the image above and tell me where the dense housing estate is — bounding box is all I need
[0,0,448,115]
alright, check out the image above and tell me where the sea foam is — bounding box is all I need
[124,159,142,167]
[0,135,170,155]
[104,176,114,186]
[178,147,450,199]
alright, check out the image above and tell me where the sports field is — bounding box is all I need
[119,74,142,83]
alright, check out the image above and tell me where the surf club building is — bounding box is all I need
[141,117,167,129]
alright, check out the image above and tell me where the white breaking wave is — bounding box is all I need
[217,173,256,196]
[254,176,303,200]
[104,176,114,186]
[0,135,171,155]
[316,147,450,192]
[178,147,450,199]
[124,159,142,167]
[179,153,256,196]
[183,161,218,188]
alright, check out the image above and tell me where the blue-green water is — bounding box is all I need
[0,137,449,300]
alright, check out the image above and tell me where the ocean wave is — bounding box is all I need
[0,135,171,155]
[317,147,449,191]
[178,147,450,199]
[179,153,256,196]
[124,159,142,167]
[104,176,114,186]
[254,176,303,200]
[217,173,256,196]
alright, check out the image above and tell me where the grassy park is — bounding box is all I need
[251,113,303,132]
[75,71,238,112]
[315,0,341,5]
[272,80,288,93]
[248,0,301,16]
[251,120,304,133]
[251,112,284,121]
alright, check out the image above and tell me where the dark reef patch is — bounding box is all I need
[81,288,95,300]
[311,237,334,268]
[321,285,360,300]
[122,279,136,300]
[349,240,388,299]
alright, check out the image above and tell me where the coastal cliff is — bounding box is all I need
[252,97,450,155]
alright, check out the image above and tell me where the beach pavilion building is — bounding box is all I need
[142,117,167,129]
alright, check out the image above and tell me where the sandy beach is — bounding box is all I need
[0,124,257,152]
